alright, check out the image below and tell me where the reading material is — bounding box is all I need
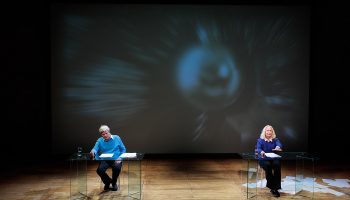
[120,153,137,158]
[99,153,114,158]
[265,153,281,158]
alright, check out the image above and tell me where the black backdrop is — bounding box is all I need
[2,0,350,163]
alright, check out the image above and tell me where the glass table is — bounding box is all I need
[239,152,318,199]
[69,153,144,200]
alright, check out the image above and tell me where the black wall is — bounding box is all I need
[2,1,350,163]
[2,2,51,162]
[308,3,350,162]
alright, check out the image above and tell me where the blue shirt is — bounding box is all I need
[91,134,126,160]
[256,138,282,160]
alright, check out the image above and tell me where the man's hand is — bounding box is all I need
[89,152,95,160]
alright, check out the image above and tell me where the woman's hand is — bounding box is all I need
[260,151,265,158]
[272,146,282,151]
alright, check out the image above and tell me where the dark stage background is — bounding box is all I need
[2,1,350,163]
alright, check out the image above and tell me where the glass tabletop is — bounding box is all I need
[239,152,318,160]
[69,152,145,161]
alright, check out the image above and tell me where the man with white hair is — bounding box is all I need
[90,125,126,191]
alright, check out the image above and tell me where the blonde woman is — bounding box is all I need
[256,125,283,197]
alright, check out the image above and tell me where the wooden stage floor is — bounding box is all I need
[0,158,349,199]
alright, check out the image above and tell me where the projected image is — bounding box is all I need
[51,5,309,154]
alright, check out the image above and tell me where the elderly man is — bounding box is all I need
[90,125,126,191]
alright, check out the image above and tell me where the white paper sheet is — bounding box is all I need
[120,153,137,158]
[99,153,114,158]
[323,179,350,188]
[265,152,281,158]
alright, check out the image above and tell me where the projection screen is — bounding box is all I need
[51,4,309,154]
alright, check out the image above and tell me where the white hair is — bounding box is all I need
[99,125,110,133]
[260,125,276,139]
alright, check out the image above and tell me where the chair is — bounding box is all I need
[255,146,266,189]
[257,163,266,188]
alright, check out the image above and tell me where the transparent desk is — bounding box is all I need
[69,153,144,200]
[239,152,318,199]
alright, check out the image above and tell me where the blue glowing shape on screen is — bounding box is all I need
[176,46,240,111]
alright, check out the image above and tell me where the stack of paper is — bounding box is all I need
[100,153,114,158]
[265,153,281,158]
[120,153,137,158]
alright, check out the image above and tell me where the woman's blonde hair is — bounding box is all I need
[260,125,276,139]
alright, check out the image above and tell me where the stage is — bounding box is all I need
[0,157,349,199]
